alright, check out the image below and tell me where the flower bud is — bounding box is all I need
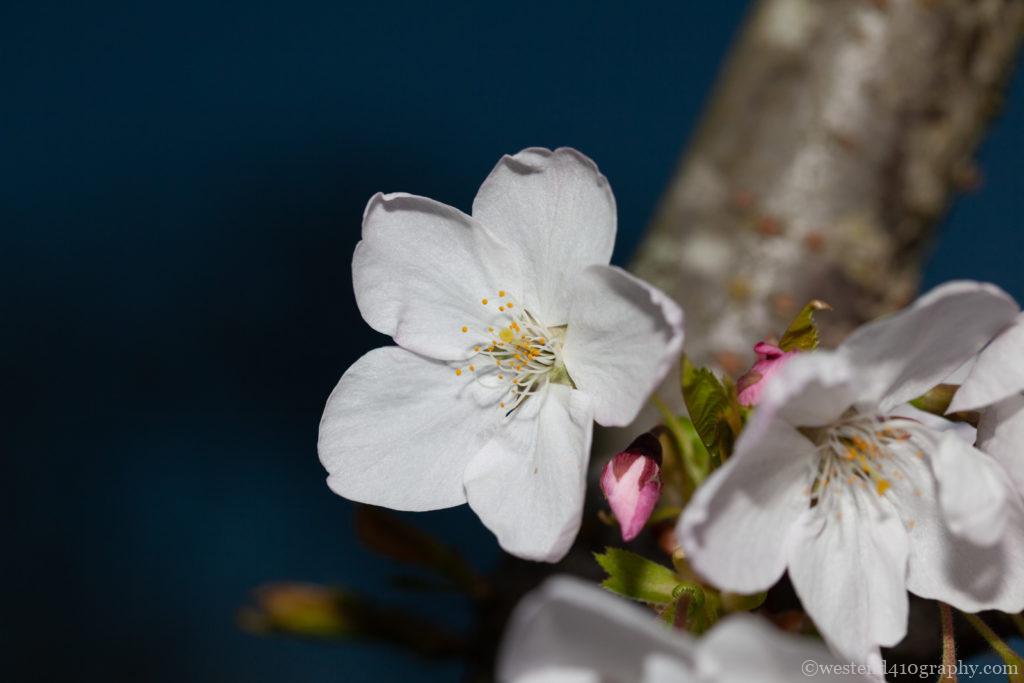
[600,433,662,542]
[736,341,797,407]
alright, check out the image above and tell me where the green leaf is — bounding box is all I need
[681,357,741,469]
[778,299,831,352]
[653,398,709,490]
[594,548,681,605]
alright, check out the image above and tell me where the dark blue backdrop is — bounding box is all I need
[4,2,1022,681]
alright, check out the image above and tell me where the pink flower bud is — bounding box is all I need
[600,433,662,542]
[736,341,798,407]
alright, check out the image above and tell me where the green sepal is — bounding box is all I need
[909,383,958,416]
[720,590,768,612]
[778,299,831,352]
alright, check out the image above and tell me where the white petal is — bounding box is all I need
[787,489,909,664]
[464,385,593,562]
[898,450,1024,613]
[318,347,498,511]
[949,314,1024,412]
[888,403,977,444]
[698,614,877,683]
[642,656,693,683]
[837,281,1018,411]
[471,148,616,324]
[928,429,1008,546]
[977,394,1024,494]
[759,351,857,428]
[353,192,514,360]
[678,416,812,593]
[497,576,695,683]
[561,265,684,426]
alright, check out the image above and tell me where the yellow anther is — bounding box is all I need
[474,346,480,352]
[499,328,515,343]
[488,327,494,333]
[469,364,476,372]
[499,290,506,297]
[506,302,514,308]
[875,479,891,496]
[499,402,505,408]
[455,368,462,376]
[498,374,504,380]
[538,337,545,345]
[461,326,468,333]
[499,306,505,312]
[481,298,488,305]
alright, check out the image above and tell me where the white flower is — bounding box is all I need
[497,576,874,682]
[318,148,684,562]
[678,281,1024,667]
[948,309,1024,497]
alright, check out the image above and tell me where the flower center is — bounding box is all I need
[454,290,572,416]
[803,412,927,512]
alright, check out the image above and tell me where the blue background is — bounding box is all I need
[3,1,1021,681]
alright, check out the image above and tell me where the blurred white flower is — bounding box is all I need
[678,282,1024,668]
[497,576,874,683]
[318,148,684,562]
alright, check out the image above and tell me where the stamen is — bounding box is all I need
[806,413,928,514]
[453,289,568,417]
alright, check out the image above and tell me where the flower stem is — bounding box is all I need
[961,612,1024,683]
[939,603,957,683]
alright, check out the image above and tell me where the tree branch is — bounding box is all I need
[632,0,1024,367]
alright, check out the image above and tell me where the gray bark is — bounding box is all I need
[632,0,1024,371]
